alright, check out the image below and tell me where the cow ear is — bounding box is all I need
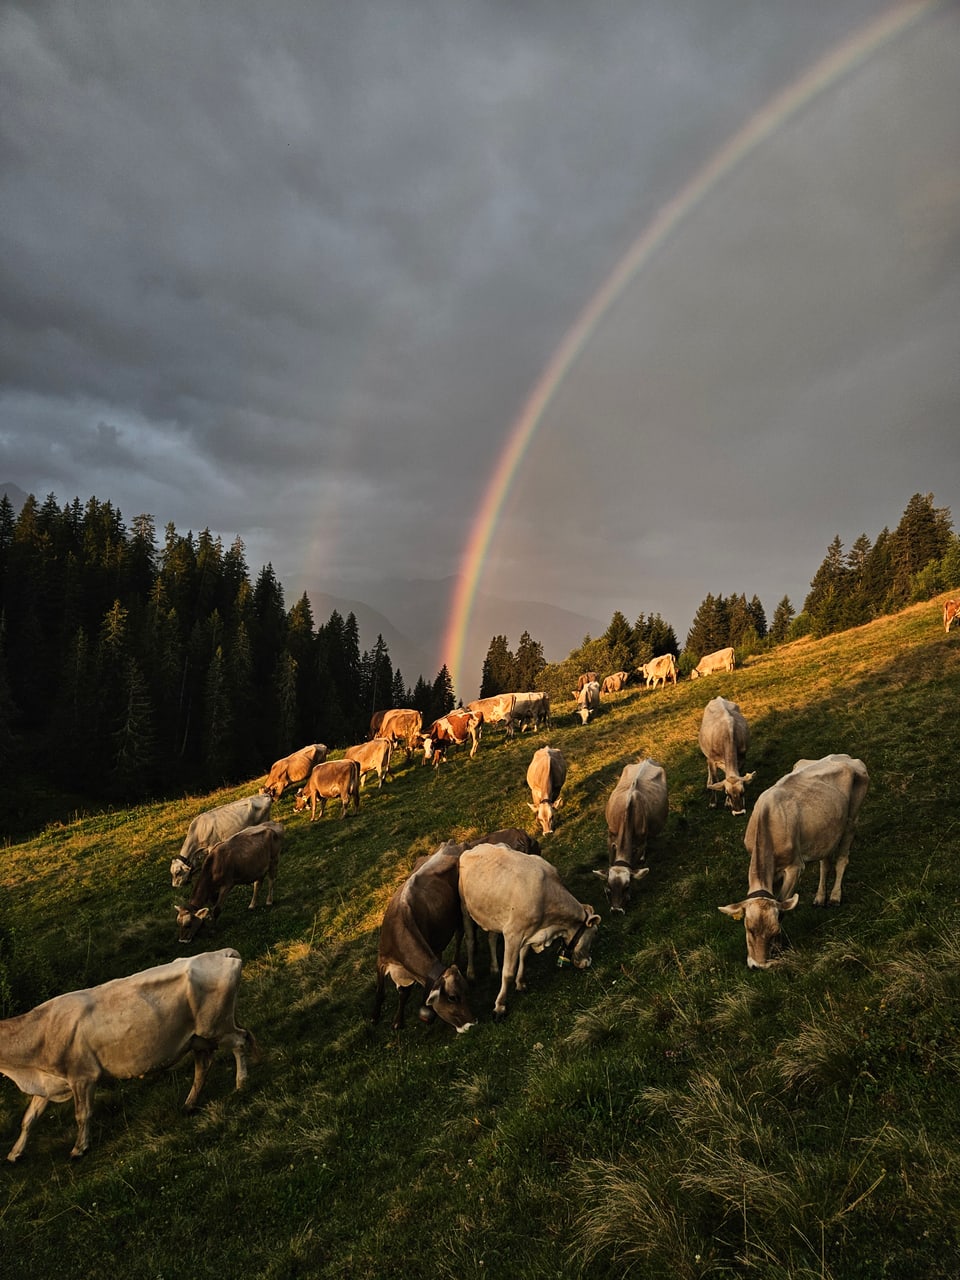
[743,772,757,783]
[527,803,537,813]
[425,985,440,1009]
[585,911,601,928]
[718,902,745,920]
[631,866,650,881]
[706,781,727,792]
[195,907,211,921]
[779,894,799,913]
[592,868,607,879]
[554,797,564,809]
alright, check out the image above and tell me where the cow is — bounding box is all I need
[260,743,328,799]
[422,710,483,767]
[466,694,517,737]
[641,654,678,687]
[372,850,476,1033]
[576,672,599,692]
[511,691,551,733]
[690,646,736,679]
[0,948,256,1162]
[344,738,393,789]
[376,708,423,758]
[944,599,960,633]
[170,794,274,888]
[719,754,869,970]
[293,759,361,820]
[174,822,284,943]
[601,671,629,695]
[575,680,601,724]
[458,846,601,1019]
[595,758,668,912]
[698,697,756,816]
[526,745,567,835]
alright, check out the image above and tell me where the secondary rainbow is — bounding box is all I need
[442,0,939,696]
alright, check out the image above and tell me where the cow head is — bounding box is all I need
[557,908,601,968]
[170,856,195,888]
[292,789,308,813]
[422,965,475,1032]
[174,904,211,944]
[707,771,757,816]
[594,862,650,913]
[528,796,563,835]
[718,890,798,968]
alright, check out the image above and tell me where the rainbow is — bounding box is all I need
[441,0,939,696]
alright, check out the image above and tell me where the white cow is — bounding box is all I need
[690,646,736,679]
[596,759,667,912]
[171,794,274,887]
[698,697,756,815]
[641,654,678,687]
[526,746,567,835]
[459,846,600,1019]
[344,738,393,788]
[0,948,256,1161]
[574,681,601,725]
[719,754,869,969]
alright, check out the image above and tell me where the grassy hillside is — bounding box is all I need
[1,596,959,1279]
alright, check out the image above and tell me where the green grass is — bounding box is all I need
[1,595,959,1279]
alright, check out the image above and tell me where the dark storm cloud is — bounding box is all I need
[1,0,957,679]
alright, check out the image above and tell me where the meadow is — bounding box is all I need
[1,596,958,1279]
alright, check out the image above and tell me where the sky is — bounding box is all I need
[2,0,958,694]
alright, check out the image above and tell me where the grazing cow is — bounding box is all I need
[422,711,483,766]
[698,697,756,816]
[0,948,255,1162]
[459,846,600,1019]
[170,794,274,888]
[260,743,328,799]
[466,694,517,737]
[344,738,393,789]
[373,850,476,1033]
[511,691,551,733]
[596,759,668,912]
[526,745,567,834]
[575,680,601,724]
[719,754,869,969]
[641,654,678,687]
[293,759,361,820]
[690,646,736,679]
[376,708,424,757]
[601,671,629,695]
[945,599,960,633]
[576,671,599,692]
[174,822,284,943]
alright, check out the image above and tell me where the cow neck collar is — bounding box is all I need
[560,908,591,958]
[611,859,633,870]
[746,888,776,901]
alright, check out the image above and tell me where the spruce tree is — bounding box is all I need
[514,631,546,690]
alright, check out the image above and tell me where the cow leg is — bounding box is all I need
[183,1043,215,1111]
[487,930,500,976]
[493,938,521,1017]
[463,911,477,980]
[220,1028,252,1090]
[392,983,412,1031]
[264,867,275,906]
[249,879,261,909]
[7,1094,49,1162]
[372,970,387,1023]
[69,1080,97,1158]
[778,863,802,902]
[514,942,532,991]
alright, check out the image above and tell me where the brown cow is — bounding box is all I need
[0,949,255,1161]
[373,850,476,1032]
[576,671,599,692]
[375,708,423,758]
[719,754,869,969]
[293,759,361,820]
[601,671,629,694]
[170,794,274,887]
[174,821,284,943]
[344,738,393,788]
[526,745,567,834]
[422,711,483,766]
[944,599,960,633]
[596,759,667,912]
[260,744,328,799]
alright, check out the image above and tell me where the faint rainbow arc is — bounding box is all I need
[442,0,939,696]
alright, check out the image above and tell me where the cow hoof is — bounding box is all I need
[492,1007,509,1023]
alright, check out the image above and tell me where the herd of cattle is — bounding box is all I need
[0,637,888,1161]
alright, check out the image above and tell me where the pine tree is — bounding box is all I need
[514,631,546,690]
[769,597,795,644]
[201,646,233,788]
[887,493,953,608]
[111,658,158,798]
[430,665,456,720]
[479,635,515,696]
[804,536,849,637]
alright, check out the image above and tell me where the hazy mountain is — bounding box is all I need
[307,575,605,699]
[0,482,29,511]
